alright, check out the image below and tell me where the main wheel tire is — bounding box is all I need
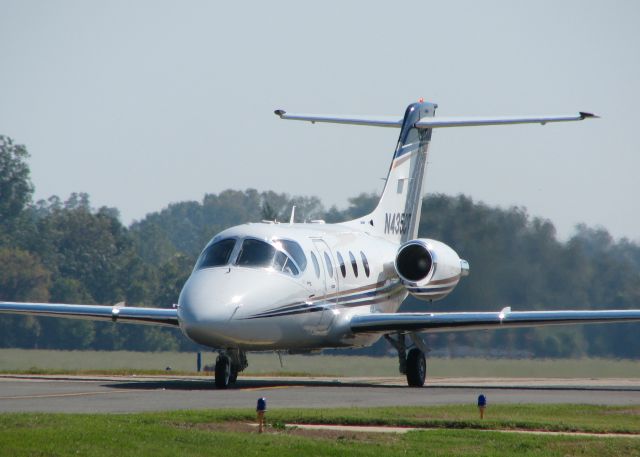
[229,366,238,384]
[406,348,426,387]
[215,355,231,389]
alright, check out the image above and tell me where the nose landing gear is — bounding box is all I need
[214,354,231,388]
[385,332,428,387]
[214,349,248,389]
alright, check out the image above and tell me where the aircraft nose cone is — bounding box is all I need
[177,267,307,347]
[178,269,240,324]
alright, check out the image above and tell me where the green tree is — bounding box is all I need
[26,195,132,304]
[0,247,50,301]
[154,253,195,308]
[2,177,640,356]
[0,136,33,222]
[0,248,51,348]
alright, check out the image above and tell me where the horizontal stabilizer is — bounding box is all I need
[275,110,598,129]
[274,110,402,128]
[415,112,598,128]
[350,308,640,334]
[0,301,179,327]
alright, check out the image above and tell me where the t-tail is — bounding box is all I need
[275,101,598,243]
[363,101,435,243]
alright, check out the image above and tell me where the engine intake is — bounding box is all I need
[394,239,469,301]
[395,241,434,283]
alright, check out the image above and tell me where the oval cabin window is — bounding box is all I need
[311,251,320,278]
[324,252,334,278]
[360,251,370,277]
[336,251,346,278]
[349,251,358,277]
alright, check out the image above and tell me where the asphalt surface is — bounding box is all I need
[1,375,639,413]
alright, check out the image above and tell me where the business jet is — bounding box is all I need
[2,100,640,388]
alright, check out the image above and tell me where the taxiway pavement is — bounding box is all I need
[1,375,639,413]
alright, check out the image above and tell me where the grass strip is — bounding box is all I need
[155,404,640,434]
[2,409,640,457]
[3,350,640,378]
[0,369,332,377]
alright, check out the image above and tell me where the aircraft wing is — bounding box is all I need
[0,301,179,327]
[350,307,640,334]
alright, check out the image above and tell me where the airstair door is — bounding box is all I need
[311,238,338,333]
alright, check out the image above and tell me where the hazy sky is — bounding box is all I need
[1,1,638,241]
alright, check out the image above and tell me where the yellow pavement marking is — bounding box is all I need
[0,389,152,400]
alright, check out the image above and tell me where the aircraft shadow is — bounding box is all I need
[106,378,404,390]
[105,377,640,392]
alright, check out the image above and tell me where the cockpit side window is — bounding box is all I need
[196,238,236,270]
[235,238,300,276]
[236,239,276,268]
[276,240,307,272]
[274,250,299,276]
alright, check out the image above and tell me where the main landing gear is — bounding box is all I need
[214,349,248,389]
[385,332,428,387]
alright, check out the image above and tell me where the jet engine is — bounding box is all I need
[394,239,469,301]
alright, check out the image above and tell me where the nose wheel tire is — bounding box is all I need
[229,366,238,384]
[406,348,426,387]
[215,355,231,389]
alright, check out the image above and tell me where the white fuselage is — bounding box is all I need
[177,221,406,351]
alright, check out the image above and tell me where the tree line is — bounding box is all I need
[1,135,639,357]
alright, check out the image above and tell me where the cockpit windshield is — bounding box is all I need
[196,238,236,270]
[236,239,276,268]
[235,238,301,276]
[195,237,306,277]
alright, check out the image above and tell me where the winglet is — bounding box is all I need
[579,111,600,119]
[274,109,286,118]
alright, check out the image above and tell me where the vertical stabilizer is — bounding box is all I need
[349,101,436,243]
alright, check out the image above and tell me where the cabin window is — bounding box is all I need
[310,251,320,278]
[336,251,346,278]
[360,251,370,277]
[196,238,236,270]
[275,239,307,272]
[349,251,358,277]
[324,252,334,278]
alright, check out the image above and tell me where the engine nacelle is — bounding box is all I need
[394,238,469,301]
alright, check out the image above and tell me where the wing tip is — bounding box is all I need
[274,109,286,118]
[580,111,600,119]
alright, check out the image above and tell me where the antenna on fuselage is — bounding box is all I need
[289,205,296,224]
